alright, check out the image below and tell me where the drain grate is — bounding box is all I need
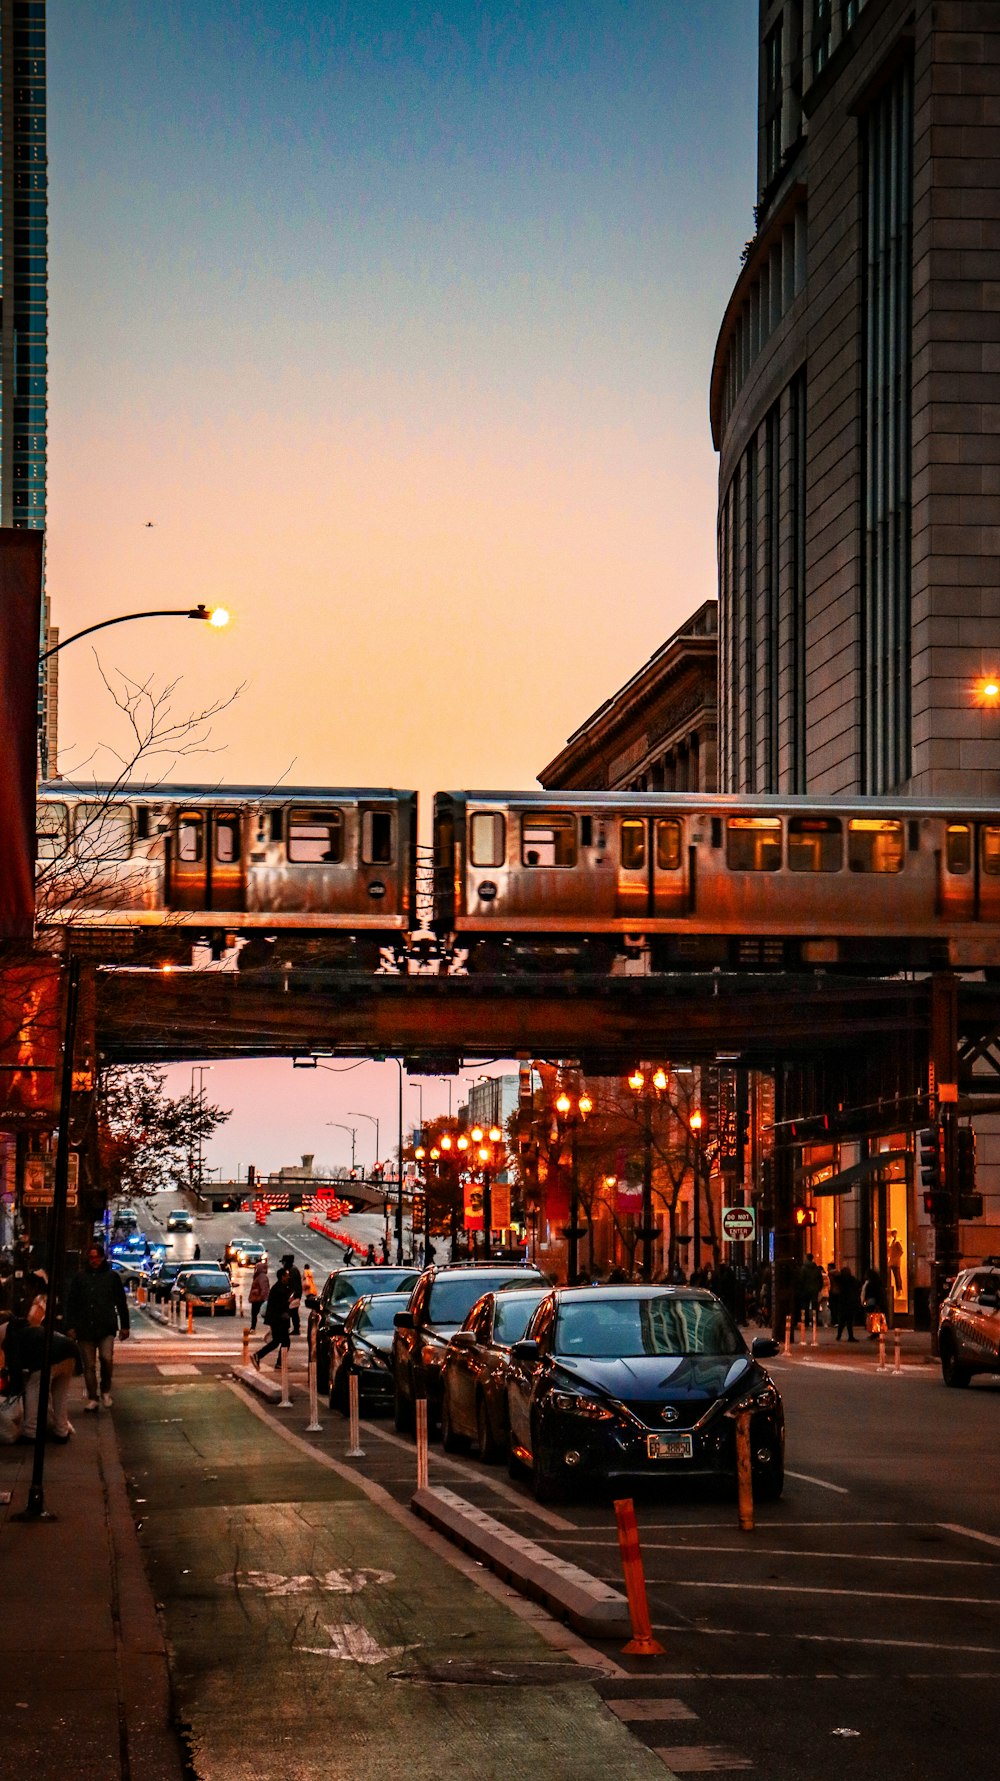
[389,1661,606,1688]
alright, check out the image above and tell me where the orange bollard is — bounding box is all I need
[242,1326,250,1367]
[783,1314,792,1356]
[187,1299,194,1335]
[613,1498,665,1656]
[735,1408,754,1532]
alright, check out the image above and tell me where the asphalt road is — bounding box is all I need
[116,1201,1000,1779]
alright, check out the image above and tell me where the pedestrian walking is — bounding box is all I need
[65,1244,131,1409]
[365,1243,377,1266]
[251,1266,291,1370]
[835,1263,860,1342]
[826,1261,841,1330]
[248,1257,270,1331]
[302,1264,316,1299]
[280,1253,302,1336]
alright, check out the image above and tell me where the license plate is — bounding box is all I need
[647,1432,693,1461]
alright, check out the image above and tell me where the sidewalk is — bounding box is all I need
[769,1321,935,1365]
[0,1409,183,1781]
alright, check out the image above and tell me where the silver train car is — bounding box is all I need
[36,784,417,966]
[432,790,1000,972]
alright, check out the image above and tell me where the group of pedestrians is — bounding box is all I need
[249,1252,308,1370]
[0,1241,131,1444]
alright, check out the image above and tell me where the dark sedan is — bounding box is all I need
[149,1260,186,1303]
[441,1286,549,1462]
[507,1285,783,1503]
[392,1263,549,1434]
[329,1292,411,1414]
[307,1266,420,1394]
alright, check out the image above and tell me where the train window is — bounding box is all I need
[269,809,283,843]
[982,827,1000,876]
[621,819,645,870]
[177,815,204,863]
[522,813,576,867]
[947,824,972,874]
[362,810,393,865]
[215,814,239,864]
[847,819,903,873]
[656,819,681,870]
[288,807,343,863]
[726,816,781,871]
[36,802,68,859]
[136,807,150,841]
[74,802,133,860]
[471,812,506,868]
[787,816,843,872]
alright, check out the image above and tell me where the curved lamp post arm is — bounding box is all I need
[41,604,228,661]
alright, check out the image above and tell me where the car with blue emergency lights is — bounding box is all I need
[505,1284,783,1503]
[938,1260,1000,1387]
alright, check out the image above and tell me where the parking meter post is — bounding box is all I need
[279,1343,292,1408]
[613,1497,665,1657]
[346,1371,365,1459]
[306,1324,321,1433]
[415,1397,429,1489]
[241,1326,250,1367]
[735,1409,754,1532]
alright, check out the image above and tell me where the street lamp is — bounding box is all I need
[688,1109,705,1275]
[40,603,230,660]
[326,1121,357,1174]
[470,1122,505,1260]
[554,1087,592,1283]
[191,1065,212,1196]
[627,1064,667,1282]
[348,1110,380,1179]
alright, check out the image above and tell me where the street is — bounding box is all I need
[110,1204,1000,1781]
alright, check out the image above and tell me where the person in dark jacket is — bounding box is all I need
[835,1264,861,1342]
[65,1244,130,1410]
[280,1253,303,1336]
[251,1267,291,1370]
[4,1293,79,1441]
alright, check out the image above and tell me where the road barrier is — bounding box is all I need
[876,1330,887,1374]
[734,1408,754,1532]
[613,1498,664,1657]
[810,1312,819,1348]
[346,1372,365,1459]
[783,1315,792,1356]
[892,1330,902,1375]
[279,1344,292,1409]
[415,1398,429,1489]
[306,1325,321,1433]
[186,1300,194,1335]
[241,1326,250,1367]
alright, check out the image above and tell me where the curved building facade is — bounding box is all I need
[712,0,1000,799]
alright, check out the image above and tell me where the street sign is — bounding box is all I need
[721,1204,755,1243]
[23,1153,79,1208]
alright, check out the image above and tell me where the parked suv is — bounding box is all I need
[391,1262,548,1434]
[938,1261,1000,1387]
[307,1265,420,1394]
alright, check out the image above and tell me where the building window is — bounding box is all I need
[744,437,758,791]
[764,402,781,791]
[860,58,913,794]
[790,370,807,792]
[764,20,783,186]
[814,0,833,73]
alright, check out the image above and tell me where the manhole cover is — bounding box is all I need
[389,1661,605,1688]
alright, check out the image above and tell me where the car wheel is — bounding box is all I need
[394,1381,415,1434]
[330,1372,349,1417]
[941,1340,972,1389]
[476,1395,501,1464]
[440,1391,464,1453]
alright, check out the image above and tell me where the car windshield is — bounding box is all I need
[428,1272,541,1326]
[355,1296,409,1333]
[332,1269,417,1305]
[493,1292,548,1345]
[158,1263,183,1279]
[180,1272,229,1292]
[555,1295,743,1359]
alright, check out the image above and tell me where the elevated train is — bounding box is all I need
[35,782,1000,973]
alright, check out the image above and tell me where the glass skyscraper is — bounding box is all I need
[1,0,50,769]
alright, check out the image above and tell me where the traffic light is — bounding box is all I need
[918,1125,945,1192]
[923,1189,950,1222]
[792,1202,817,1228]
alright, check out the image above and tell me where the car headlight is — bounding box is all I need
[732,1385,779,1415]
[549,1390,614,1420]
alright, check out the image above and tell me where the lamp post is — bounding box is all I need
[326,1121,357,1174]
[348,1110,379,1179]
[191,1066,212,1197]
[628,1065,667,1281]
[470,1123,505,1260]
[40,603,230,660]
[554,1088,592,1283]
[688,1108,705,1276]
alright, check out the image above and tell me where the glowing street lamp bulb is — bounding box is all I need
[457,1134,470,1151]
[208,606,230,628]
[555,1092,571,1115]
[604,1175,617,1189]
[471,1127,484,1144]
[477,1146,490,1163]
[690,1110,703,1132]
[488,1126,502,1144]
[579,1094,593,1116]
[628,1070,644,1092]
[652,1068,668,1092]
[440,1134,452,1151]
[414,1146,425,1160]
[430,1148,440,1161]
[984,680,1000,701]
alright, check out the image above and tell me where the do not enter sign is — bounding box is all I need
[721,1205,755,1243]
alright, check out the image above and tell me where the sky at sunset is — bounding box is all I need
[47,1,758,1175]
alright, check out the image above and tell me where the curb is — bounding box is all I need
[412,1483,629,1638]
[231,1364,283,1404]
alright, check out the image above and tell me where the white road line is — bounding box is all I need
[940,1522,1000,1551]
[566,1542,988,1569]
[785,1469,848,1494]
[156,1364,201,1376]
[357,1418,576,1532]
[662,1581,1000,1608]
[692,1626,1000,1657]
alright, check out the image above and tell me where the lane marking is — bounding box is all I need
[358,1417,575,1532]
[654,1581,1000,1608]
[156,1364,201,1376]
[940,1523,1000,1551]
[691,1626,1000,1657]
[785,1470,848,1494]
[552,1542,988,1569]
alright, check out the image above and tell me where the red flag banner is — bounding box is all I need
[0,529,43,939]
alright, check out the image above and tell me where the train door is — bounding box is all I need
[651,815,686,916]
[978,824,1000,923]
[359,801,398,915]
[171,809,244,911]
[939,822,975,922]
[616,816,650,922]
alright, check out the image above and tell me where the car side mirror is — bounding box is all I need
[751,1336,780,1359]
[450,1330,477,1351]
[978,1293,999,1311]
[510,1338,540,1365]
[394,1310,415,1330]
